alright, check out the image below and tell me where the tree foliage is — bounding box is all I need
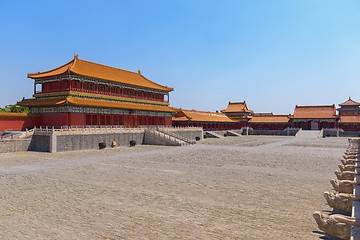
[0,104,29,113]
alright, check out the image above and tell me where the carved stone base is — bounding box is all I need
[335,170,355,181]
[313,211,354,240]
[343,154,359,160]
[341,159,356,166]
[338,164,356,172]
[330,179,354,194]
[324,192,355,213]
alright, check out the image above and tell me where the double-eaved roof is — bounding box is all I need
[28,54,173,92]
[339,97,360,106]
[339,115,360,123]
[18,96,175,113]
[173,109,236,123]
[222,101,252,113]
[292,105,337,119]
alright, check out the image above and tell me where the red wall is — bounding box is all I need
[249,123,289,130]
[40,113,69,127]
[40,113,85,127]
[165,117,172,126]
[68,113,85,126]
[339,124,360,131]
[0,116,41,131]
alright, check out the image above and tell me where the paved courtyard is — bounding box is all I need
[0,136,348,239]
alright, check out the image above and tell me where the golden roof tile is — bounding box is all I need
[173,109,236,123]
[0,112,39,118]
[339,115,360,123]
[339,97,360,106]
[222,101,252,113]
[292,105,337,119]
[248,115,290,123]
[28,55,173,92]
[18,97,175,113]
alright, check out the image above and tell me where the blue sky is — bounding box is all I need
[0,0,359,114]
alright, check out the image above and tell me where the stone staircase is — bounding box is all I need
[156,128,196,145]
[205,131,224,139]
[144,129,190,146]
[226,130,242,137]
[295,129,323,138]
[1,129,34,140]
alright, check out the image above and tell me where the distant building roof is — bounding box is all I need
[28,54,173,92]
[248,114,291,123]
[222,101,252,113]
[292,105,337,119]
[339,97,360,106]
[339,115,360,123]
[173,109,236,123]
[252,112,273,116]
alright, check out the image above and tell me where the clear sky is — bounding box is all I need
[0,0,359,114]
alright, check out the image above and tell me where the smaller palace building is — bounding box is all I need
[221,101,252,128]
[18,55,174,128]
[337,97,360,131]
[291,105,338,130]
[172,109,237,130]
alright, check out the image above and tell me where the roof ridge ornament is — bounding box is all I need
[74,54,79,59]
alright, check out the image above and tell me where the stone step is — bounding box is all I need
[226,130,242,137]
[295,130,322,138]
[205,131,224,138]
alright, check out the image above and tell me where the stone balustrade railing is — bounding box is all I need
[313,138,360,240]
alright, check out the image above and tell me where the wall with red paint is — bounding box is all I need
[0,116,41,131]
[68,113,85,126]
[164,117,172,126]
[339,124,360,131]
[40,113,68,127]
[249,123,289,130]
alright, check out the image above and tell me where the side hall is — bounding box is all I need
[172,109,239,131]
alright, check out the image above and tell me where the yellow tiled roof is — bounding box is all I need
[292,105,337,119]
[28,55,173,92]
[339,97,360,106]
[248,115,290,123]
[339,115,360,123]
[18,97,175,113]
[173,109,236,123]
[0,112,39,118]
[222,101,252,113]
[18,98,67,107]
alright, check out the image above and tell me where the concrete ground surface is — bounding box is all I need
[0,136,348,239]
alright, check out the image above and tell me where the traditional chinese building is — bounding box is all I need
[18,55,174,127]
[337,97,360,131]
[291,105,338,130]
[248,113,291,130]
[172,109,237,130]
[337,97,360,116]
[221,101,252,128]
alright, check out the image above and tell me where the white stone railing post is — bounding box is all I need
[352,144,360,239]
